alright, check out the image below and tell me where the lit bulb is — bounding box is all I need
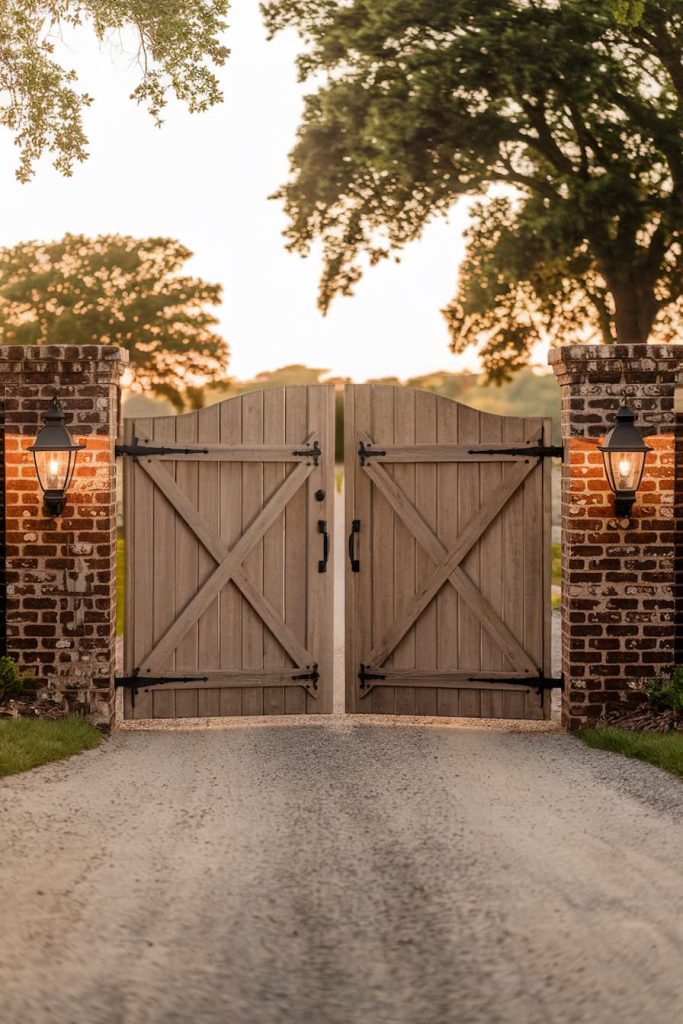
[47,457,59,488]
[617,457,631,487]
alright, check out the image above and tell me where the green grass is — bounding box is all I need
[580,727,683,778]
[551,542,561,587]
[0,717,102,779]
[116,536,125,635]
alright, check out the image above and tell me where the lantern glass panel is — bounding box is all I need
[33,449,73,493]
[602,449,646,495]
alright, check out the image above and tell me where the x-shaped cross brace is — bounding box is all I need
[358,433,541,691]
[132,433,320,693]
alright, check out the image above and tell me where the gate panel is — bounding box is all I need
[122,385,334,719]
[345,384,553,720]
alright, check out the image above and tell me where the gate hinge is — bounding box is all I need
[292,665,319,696]
[358,441,386,466]
[115,438,209,458]
[358,664,386,689]
[469,444,563,460]
[115,673,209,709]
[292,440,321,465]
[470,672,563,694]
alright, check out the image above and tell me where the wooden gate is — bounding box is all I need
[121,386,334,719]
[344,384,554,719]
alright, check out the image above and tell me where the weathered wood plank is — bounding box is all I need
[478,410,504,719]
[393,387,417,715]
[126,417,154,719]
[371,386,396,715]
[219,395,243,717]
[263,388,286,715]
[348,385,373,713]
[305,386,334,714]
[284,388,308,715]
[414,389,438,716]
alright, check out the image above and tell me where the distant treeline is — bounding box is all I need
[123,364,561,459]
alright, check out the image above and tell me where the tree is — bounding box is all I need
[0,234,229,408]
[264,0,683,380]
[0,1,229,181]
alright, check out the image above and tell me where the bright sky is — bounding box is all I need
[0,1,489,382]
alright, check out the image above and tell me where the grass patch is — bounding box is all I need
[551,542,561,587]
[0,717,102,779]
[580,727,683,778]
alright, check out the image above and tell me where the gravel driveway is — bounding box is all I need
[1,721,682,1024]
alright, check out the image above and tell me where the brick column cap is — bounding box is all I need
[0,344,128,364]
[549,343,683,383]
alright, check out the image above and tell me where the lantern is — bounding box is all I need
[28,395,85,516]
[598,405,652,517]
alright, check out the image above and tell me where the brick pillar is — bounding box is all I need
[549,344,681,730]
[0,345,126,723]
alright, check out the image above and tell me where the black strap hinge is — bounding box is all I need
[358,664,386,689]
[115,438,209,458]
[358,441,386,466]
[470,673,563,694]
[292,440,321,465]
[115,673,209,709]
[470,445,563,460]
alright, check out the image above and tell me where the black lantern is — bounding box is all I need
[598,405,652,517]
[28,396,85,516]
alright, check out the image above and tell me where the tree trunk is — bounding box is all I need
[606,269,658,344]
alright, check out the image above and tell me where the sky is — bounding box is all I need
[0,2,500,382]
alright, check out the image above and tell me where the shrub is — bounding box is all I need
[644,667,683,714]
[0,657,36,704]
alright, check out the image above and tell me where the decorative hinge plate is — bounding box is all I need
[358,664,386,689]
[358,441,387,466]
[292,440,321,465]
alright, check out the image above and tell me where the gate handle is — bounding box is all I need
[318,520,329,573]
[348,519,360,573]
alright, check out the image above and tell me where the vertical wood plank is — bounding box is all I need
[241,390,265,715]
[477,411,503,719]
[306,385,334,714]
[263,388,286,715]
[167,411,199,719]
[501,414,527,719]
[350,385,373,714]
[415,390,438,716]
[127,418,154,719]
[147,415,178,719]
[219,395,243,717]
[542,418,554,720]
[195,404,221,717]
[393,388,417,715]
[371,386,396,715]
[523,417,546,720]
[284,387,307,714]
[436,397,462,718]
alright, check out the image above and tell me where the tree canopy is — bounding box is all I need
[0,1,229,181]
[0,234,229,407]
[264,0,683,380]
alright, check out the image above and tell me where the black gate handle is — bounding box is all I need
[318,520,329,573]
[348,519,360,572]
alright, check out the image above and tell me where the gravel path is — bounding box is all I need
[1,723,682,1024]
